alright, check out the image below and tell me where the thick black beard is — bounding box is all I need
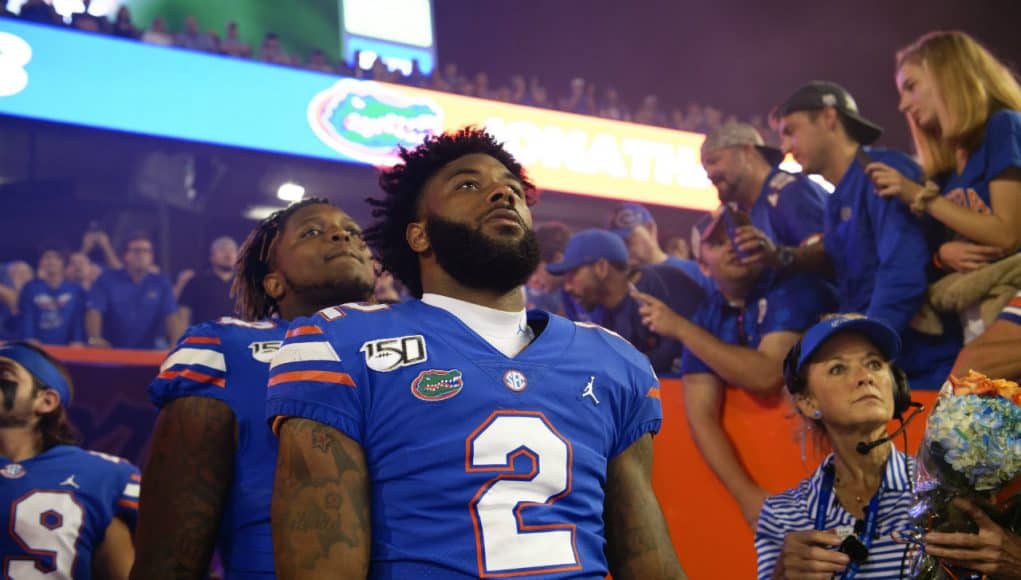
[426,216,540,295]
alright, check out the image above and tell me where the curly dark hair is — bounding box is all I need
[364,127,536,298]
[232,198,333,321]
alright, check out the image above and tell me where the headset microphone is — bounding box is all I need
[856,402,925,455]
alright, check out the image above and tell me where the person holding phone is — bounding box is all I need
[701,122,828,249]
[636,208,836,526]
[741,81,960,390]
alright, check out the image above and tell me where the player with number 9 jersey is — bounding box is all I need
[1,342,140,579]
[1,446,140,579]
[267,299,662,578]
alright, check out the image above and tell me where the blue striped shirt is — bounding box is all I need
[755,448,916,579]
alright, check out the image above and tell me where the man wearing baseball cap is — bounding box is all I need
[701,122,828,248]
[634,208,836,526]
[739,80,960,389]
[606,202,714,294]
[547,229,706,373]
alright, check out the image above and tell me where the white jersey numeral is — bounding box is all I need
[7,491,84,579]
[466,411,580,577]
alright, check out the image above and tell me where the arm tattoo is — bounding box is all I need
[131,396,236,580]
[604,435,687,580]
[273,418,371,579]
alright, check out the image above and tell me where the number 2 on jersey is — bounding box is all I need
[7,490,84,579]
[466,411,580,577]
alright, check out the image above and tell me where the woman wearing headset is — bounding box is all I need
[755,314,918,579]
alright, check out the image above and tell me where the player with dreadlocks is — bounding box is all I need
[132,198,375,580]
[267,127,687,578]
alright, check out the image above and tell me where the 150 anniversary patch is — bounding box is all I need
[360,335,427,372]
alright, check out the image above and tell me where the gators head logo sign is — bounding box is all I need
[411,369,463,402]
[307,78,443,166]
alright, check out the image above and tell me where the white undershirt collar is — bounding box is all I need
[422,293,533,358]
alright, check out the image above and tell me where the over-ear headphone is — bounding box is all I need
[782,339,912,419]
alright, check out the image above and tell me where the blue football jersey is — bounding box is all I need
[267,300,663,579]
[149,317,286,578]
[0,445,140,579]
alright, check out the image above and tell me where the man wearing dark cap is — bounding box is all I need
[607,202,714,294]
[700,122,828,248]
[548,229,706,374]
[742,80,960,389]
[634,208,836,526]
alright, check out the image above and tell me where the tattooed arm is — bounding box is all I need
[273,418,371,579]
[604,434,687,580]
[130,397,235,580]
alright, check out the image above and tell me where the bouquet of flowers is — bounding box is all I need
[905,371,1021,579]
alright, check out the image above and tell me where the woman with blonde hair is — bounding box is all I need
[866,30,1021,273]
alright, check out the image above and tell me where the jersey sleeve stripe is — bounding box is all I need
[129,473,141,482]
[268,370,356,388]
[646,386,661,400]
[286,325,325,338]
[183,336,221,345]
[999,294,1021,322]
[269,341,341,369]
[123,482,140,499]
[156,368,226,388]
[117,499,139,509]
[160,347,227,373]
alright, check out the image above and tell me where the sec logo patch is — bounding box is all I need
[503,369,528,392]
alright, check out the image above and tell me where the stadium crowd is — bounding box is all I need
[0,1,775,140]
[2,5,1021,578]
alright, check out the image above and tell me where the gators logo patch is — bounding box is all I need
[411,369,463,401]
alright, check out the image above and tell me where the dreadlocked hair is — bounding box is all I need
[364,126,536,298]
[232,197,334,321]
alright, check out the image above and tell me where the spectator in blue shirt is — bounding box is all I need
[0,261,34,340]
[744,81,960,389]
[86,233,183,349]
[19,247,87,345]
[701,122,829,248]
[606,202,714,294]
[635,209,836,526]
[879,31,1021,273]
[547,228,706,374]
[525,221,599,323]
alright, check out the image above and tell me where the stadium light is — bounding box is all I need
[244,205,287,220]
[276,182,305,202]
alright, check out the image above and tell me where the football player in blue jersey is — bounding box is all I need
[1,341,140,579]
[131,199,376,579]
[267,127,686,578]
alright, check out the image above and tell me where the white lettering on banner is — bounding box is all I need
[0,32,31,97]
[485,118,709,188]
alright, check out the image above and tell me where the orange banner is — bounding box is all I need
[312,79,717,211]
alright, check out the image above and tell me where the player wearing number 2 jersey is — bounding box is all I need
[268,128,686,578]
[0,342,139,579]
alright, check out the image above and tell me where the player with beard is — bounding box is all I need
[267,127,686,578]
[132,199,376,579]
